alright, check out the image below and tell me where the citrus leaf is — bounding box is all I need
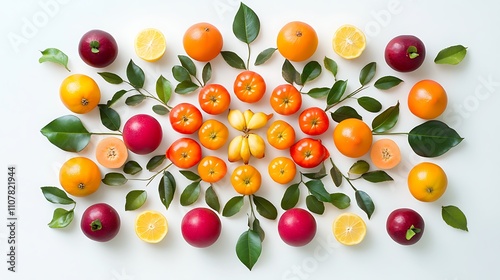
[221,50,247,70]
[442,205,468,231]
[349,160,370,175]
[179,170,201,181]
[40,115,91,152]
[358,96,382,112]
[281,183,300,210]
[106,89,128,107]
[255,47,276,65]
[180,181,201,206]
[252,219,265,241]
[306,195,325,214]
[233,2,260,44]
[174,80,199,95]
[125,190,147,211]
[330,193,350,209]
[327,79,347,105]
[306,87,330,98]
[146,155,165,171]
[362,171,393,183]
[172,65,191,83]
[123,161,142,175]
[222,195,244,217]
[359,62,376,86]
[48,208,74,228]
[300,60,322,85]
[98,72,123,84]
[98,105,121,131]
[253,195,277,220]
[126,59,145,88]
[236,229,262,271]
[304,180,331,203]
[202,63,212,85]
[102,172,127,186]
[39,48,70,71]
[374,76,403,90]
[355,190,375,219]
[178,55,197,76]
[205,186,220,213]
[125,94,146,106]
[41,186,75,205]
[282,59,301,85]
[324,56,338,78]
[152,105,169,115]
[372,101,399,133]
[158,171,176,210]
[156,75,172,104]
[330,106,362,123]
[302,164,326,180]
[330,162,343,187]
[434,45,467,65]
[408,120,464,157]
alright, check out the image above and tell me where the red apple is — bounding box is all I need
[122,114,163,155]
[80,203,121,242]
[384,35,425,72]
[386,208,425,245]
[181,208,222,248]
[278,208,317,247]
[78,29,118,68]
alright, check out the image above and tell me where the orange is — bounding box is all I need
[333,118,373,158]
[198,119,229,150]
[266,120,296,150]
[231,165,261,195]
[332,212,367,246]
[134,28,166,62]
[198,156,227,183]
[183,22,223,62]
[135,210,168,243]
[408,79,448,119]
[233,70,266,103]
[408,162,447,202]
[59,74,100,114]
[277,21,318,62]
[59,157,101,197]
[95,137,129,169]
[268,157,297,184]
[370,138,401,170]
[332,24,366,59]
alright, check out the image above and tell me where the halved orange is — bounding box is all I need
[134,28,166,62]
[332,25,366,59]
[332,212,367,245]
[135,210,168,243]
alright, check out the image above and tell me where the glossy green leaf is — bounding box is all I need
[125,94,146,106]
[98,105,121,131]
[202,63,212,85]
[222,195,245,217]
[102,172,127,186]
[175,80,199,94]
[178,55,196,76]
[152,105,169,115]
[330,193,350,209]
[221,51,247,70]
[39,48,70,71]
[359,62,376,86]
[98,72,123,85]
[146,155,165,171]
[327,79,347,105]
[126,59,145,88]
[156,75,172,104]
[158,171,176,210]
[306,195,325,214]
[355,190,375,219]
[349,160,370,175]
[180,181,201,206]
[236,229,262,271]
[362,171,393,183]
[305,180,331,203]
[282,59,301,85]
[300,61,322,85]
[233,2,260,44]
[123,161,142,175]
[374,76,403,90]
[372,101,399,133]
[48,208,74,228]
[302,164,327,180]
[106,89,128,107]
[306,87,330,98]
[253,195,277,220]
[434,45,467,65]
[252,219,265,241]
[358,96,382,112]
[205,186,220,213]
[40,115,91,152]
[172,65,191,83]
[408,120,464,157]
[281,183,300,210]
[442,205,468,231]
[255,47,276,65]
[330,162,343,187]
[179,170,201,181]
[125,190,147,211]
[330,106,362,123]
[324,56,338,78]
[41,186,75,205]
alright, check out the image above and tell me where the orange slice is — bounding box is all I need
[332,25,366,59]
[134,28,166,62]
[332,212,367,245]
[135,210,168,243]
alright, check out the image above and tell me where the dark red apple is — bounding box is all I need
[122,114,163,155]
[386,208,425,245]
[81,203,121,242]
[278,208,317,247]
[78,29,118,68]
[181,208,222,248]
[384,35,425,72]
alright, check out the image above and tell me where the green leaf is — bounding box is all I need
[180,181,201,206]
[434,45,467,65]
[158,171,176,210]
[39,48,70,71]
[252,219,265,241]
[123,161,142,175]
[156,75,172,104]
[282,59,301,85]
[48,208,74,228]
[358,96,382,112]
[281,183,300,210]
[407,46,419,59]
[126,59,145,88]
[362,171,394,183]
[125,94,146,106]
[41,186,75,205]
[102,172,127,186]
[330,106,362,123]
[172,65,191,83]
[359,62,376,86]
[146,155,165,171]
[222,195,245,217]
[306,87,330,99]
[324,57,338,78]
[408,120,464,157]
[330,193,350,209]
[205,186,220,213]
[302,164,327,180]
[355,190,375,219]
[202,63,212,85]
[233,2,260,44]
[236,229,262,271]
[106,90,128,107]
[221,51,247,70]
[174,80,199,95]
[98,72,123,84]
[306,195,325,214]
[179,170,201,181]
[372,101,399,133]
[304,180,331,203]
[442,205,468,231]
[253,195,277,220]
[178,55,197,76]
[349,160,370,175]
[255,47,276,65]
[40,115,91,152]
[152,105,169,115]
[125,190,147,211]
[330,162,343,187]
[98,105,121,131]
[374,76,403,90]
[300,61,322,85]
[327,79,347,105]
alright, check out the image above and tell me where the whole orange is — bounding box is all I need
[59,157,101,197]
[333,118,373,158]
[408,79,448,119]
[277,21,318,62]
[59,74,101,114]
[408,162,447,202]
[183,22,223,62]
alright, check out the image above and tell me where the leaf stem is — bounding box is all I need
[130,162,173,186]
[246,43,251,70]
[249,195,256,229]
[325,85,368,112]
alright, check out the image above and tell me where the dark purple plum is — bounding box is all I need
[81,203,121,242]
[78,29,118,68]
[386,208,425,245]
[385,35,425,72]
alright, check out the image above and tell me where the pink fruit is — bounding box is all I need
[181,207,222,248]
[386,208,425,245]
[278,208,317,247]
[123,114,163,155]
[80,203,120,242]
[78,29,118,68]
[384,35,426,72]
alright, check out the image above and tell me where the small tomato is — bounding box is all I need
[290,138,329,169]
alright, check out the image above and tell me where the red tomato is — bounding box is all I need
[298,107,329,136]
[233,70,266,103]
[166,138,202,169]
[270,84,302,115]
[289,138,329,169]
[198,84,231,115]
[169,103,203,134]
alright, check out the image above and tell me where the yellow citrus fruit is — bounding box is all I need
[332,212,367,246]
[408,162,448,202]
[59,74,101,114]
[59,157,101,197]
[134,28,167,62]
[277,21,318,62]
[332,24,366,59]
[135,210,168,243]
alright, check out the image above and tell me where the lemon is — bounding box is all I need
[134,28,166,62]
[332,212,367,245]
[332,24,366,59]
[135,210,168,243]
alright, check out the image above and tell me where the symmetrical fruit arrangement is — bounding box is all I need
[39,2,470,271]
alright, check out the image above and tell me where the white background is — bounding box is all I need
[1,0,499,279]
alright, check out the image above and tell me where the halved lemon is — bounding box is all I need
[332,24,366,59]
[134,28,166,62]
[332,212,367,245]
[135,210,168,243]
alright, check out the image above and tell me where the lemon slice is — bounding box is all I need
[135,210,168,243]
[332,24,366,59]
[134,28,166,62]
[332,212,367,245]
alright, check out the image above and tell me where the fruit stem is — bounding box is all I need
[406,225,421,240]
[407,46,419,59]
[90,219,102,231]
[90,41,100,54]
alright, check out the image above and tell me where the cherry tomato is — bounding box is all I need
[268,157,297,184]
[290,138,329,169]
[266,120,296,150]
[298,107,329,136]
[169,103,203,134]
[231,165,261,195]
[166,138,202,169]
[198,84,231,115]
[198,119,229,150]
[270,84,302,115]
[233,70,266,103]
[198,156,227,183]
